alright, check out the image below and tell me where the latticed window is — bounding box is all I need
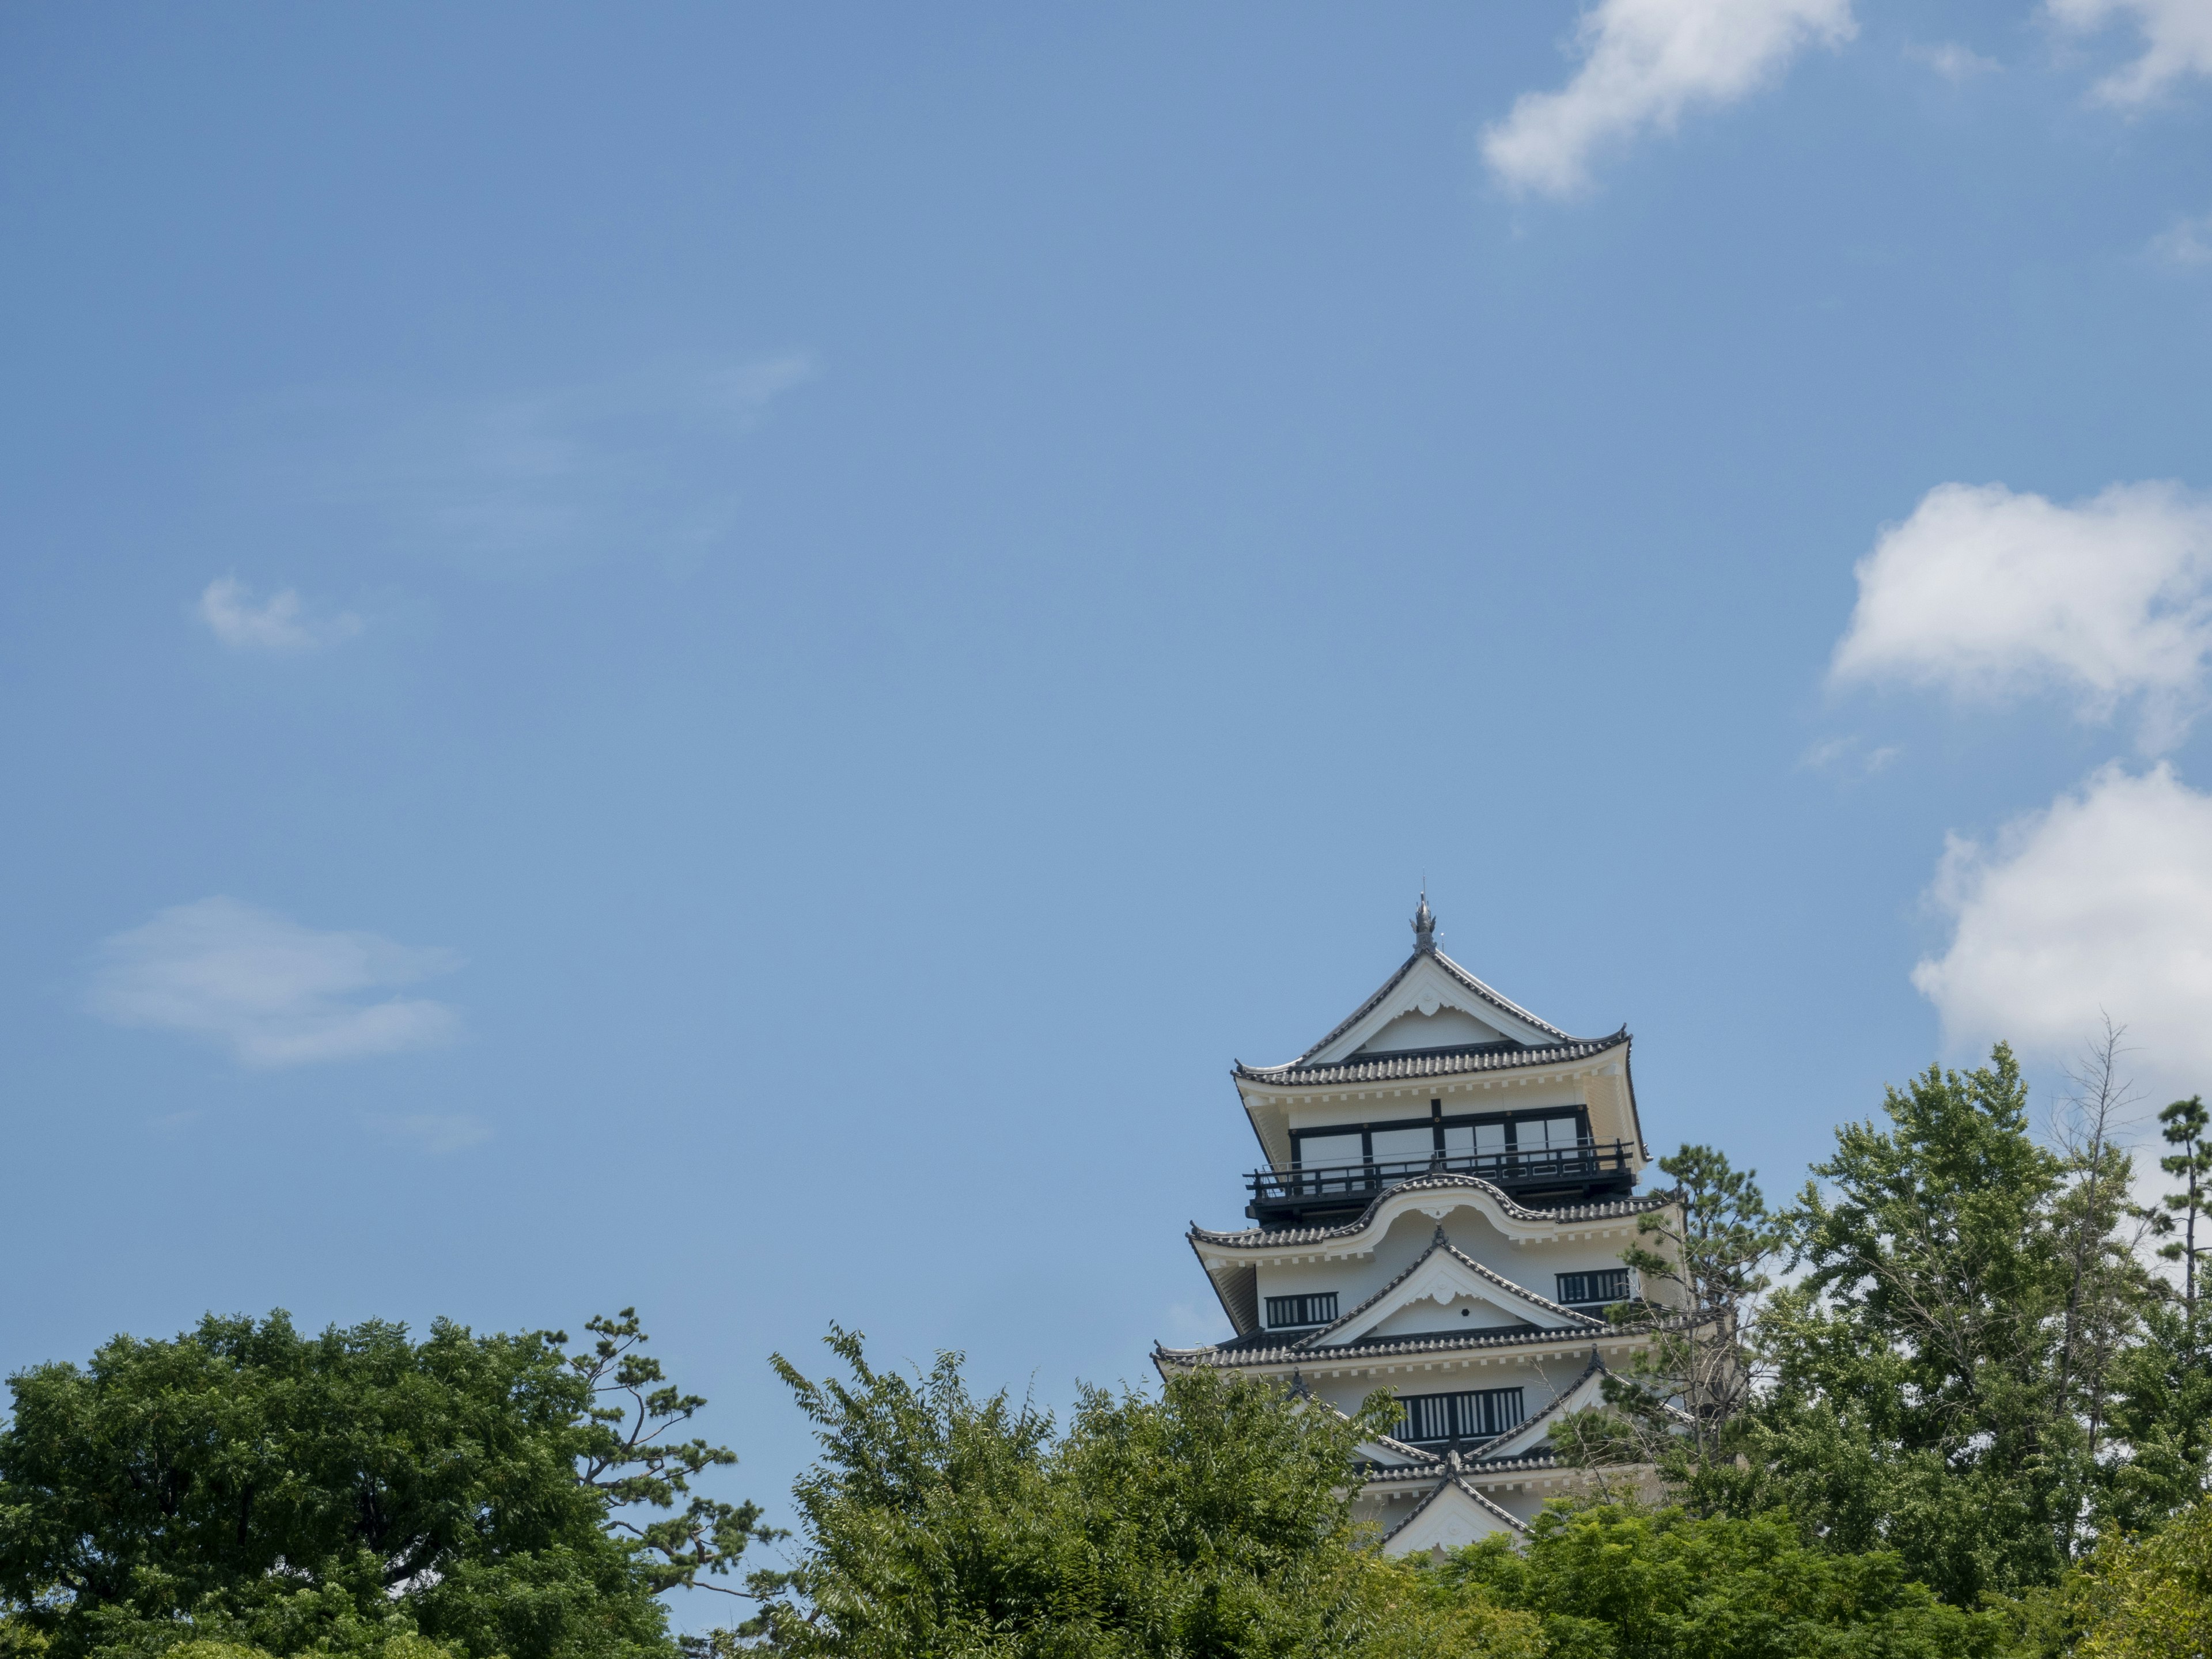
[1264,1293,1338,1328]
[1556,1268,1631,1306]
[1395,1387,1524,1444]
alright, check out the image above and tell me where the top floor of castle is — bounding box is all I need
[1232,896,1648,1229]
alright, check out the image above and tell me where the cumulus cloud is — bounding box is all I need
[1480,0,1856,197]
[1914,764,2212,1100]
[90,897,462,1068]
[1831,480,2212,752]
[2048,0,2212,105]
[198,578,362,653]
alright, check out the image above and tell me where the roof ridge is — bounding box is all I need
[1154,1320,1627,1368]
[1462,1347,1608,1460]
[1278,945,1577,1073]
[1236,1028,1630,1087]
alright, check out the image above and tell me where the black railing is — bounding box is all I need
[1246,1139,1633,1221]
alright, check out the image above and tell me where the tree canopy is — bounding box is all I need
[739,1326,1442,1658]
[0,1309,768,1659]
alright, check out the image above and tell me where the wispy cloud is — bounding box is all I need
[2048,0,2212,105]
[1159,1300,1233,1347]
[372,1113,492,1154]
[198,577,362,653]
[1831,480,2212,753]
[1801,735,1902,775]
[1915,763,2212,1101]
[90,897,463,1069]
[309,355,815,576]
[1907,40,2001,80]
[2150,210,2212,265]
[1481,0,1856,198]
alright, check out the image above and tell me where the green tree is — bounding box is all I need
[1552,1145,1779,1503]
[2069,1492,2212,1659]
[2141,1096,2210,1317]
[1424,1502,2017,1659]
[741,1326,1471,1659]
[2104,1094,2212,1533]
[2048,1024,2157,1501]
[1745,1046,2086,1603]
[0,1308,768,1659]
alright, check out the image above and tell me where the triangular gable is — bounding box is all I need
[1300,948,1573,1068]
[1380,1475,1527,1555]
[1471,1352,1610,1460]
[1309,1231,1600,1348]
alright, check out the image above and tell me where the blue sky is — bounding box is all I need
[4,0,2211,1624]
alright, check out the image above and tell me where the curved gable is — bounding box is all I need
[1306,1229,1599,1349]
[1189,1173,1673,1267]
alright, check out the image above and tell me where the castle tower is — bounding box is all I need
[1154,900,1679,1551]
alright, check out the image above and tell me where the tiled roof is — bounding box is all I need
[1156,1320,1630,1370]
[1189,1173,1676,1251]
[1235,1028,1630,1089]
[1464,1349,1605,1460]
[1284,945,1578,1070]
[1359,1449,1573,1482]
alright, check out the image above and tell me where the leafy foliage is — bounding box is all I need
[1427,1503,2019,1659]
[0,1309,767,1659]
[741,1325,1460,1659]
[2140,1096,2209,1315]
[1552,1145,1778,1496]
[2068,1494,2212,1659]
[1739,1047,2087,1601]
[1558,1041,2209,1622]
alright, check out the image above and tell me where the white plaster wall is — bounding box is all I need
[1246,1201,1647,1331]
[1355,1006,1502,1054]
[1366,1294,1529,1338]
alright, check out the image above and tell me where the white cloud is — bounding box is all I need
[90,897,462,1068]
[1914,764,2212,1100]
[198,577,362,653]
[316,355,815,576]
[1480,0,1856,198]
[2049,0,2212,106]
[2151,209,2212,264]
[1831,480,2212,752]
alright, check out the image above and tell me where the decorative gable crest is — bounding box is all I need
[1307,1229,1600,1348]
[1278,905,1578,1069]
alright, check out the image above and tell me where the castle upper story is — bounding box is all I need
[1232,896,1649,1230]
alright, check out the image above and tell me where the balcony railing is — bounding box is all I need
[1245,1139,1634,1222]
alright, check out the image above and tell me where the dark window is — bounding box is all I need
[1264,1293,1339,1328]
[1296,1109,1597,1171]
[1556,1269,1631,1306]
[1396,1388,1525,1444]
